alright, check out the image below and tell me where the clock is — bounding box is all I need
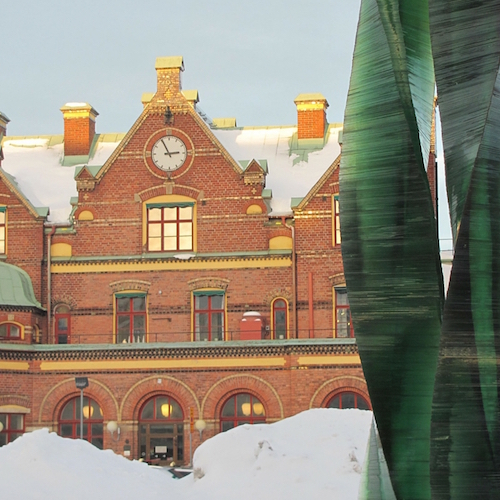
[151,135,187,171]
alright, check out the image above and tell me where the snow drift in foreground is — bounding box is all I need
[0,409,373,500]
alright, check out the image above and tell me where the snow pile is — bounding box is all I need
[0,409,373,500]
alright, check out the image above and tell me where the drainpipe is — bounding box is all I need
[308,272,314,338]
[47,226,56,344]
[282,217,297,338]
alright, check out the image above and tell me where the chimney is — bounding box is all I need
[294,93,329,140]
[60,103,98,157]
[155,56,184,100]
[0,112,10,165]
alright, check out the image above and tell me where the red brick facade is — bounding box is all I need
[0,58,369,464]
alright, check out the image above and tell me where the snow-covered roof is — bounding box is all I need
[0,135,121,223]
[0,123,341,223]
[213,124,341,214]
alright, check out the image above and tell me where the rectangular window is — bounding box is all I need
[194,292,225,341]
[335,288,354,338]
[0,414,24,447]
[147,204,193,252]
[116,294,147,343]
[333,196,341,246]
[0,207,6,254]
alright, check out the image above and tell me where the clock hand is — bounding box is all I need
[165,151,180,155]
[161,139,172,157]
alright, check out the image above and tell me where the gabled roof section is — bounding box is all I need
[0,168,49,220]
[0,262,45,310]
[295,154,341,211]
[238,159,268,174]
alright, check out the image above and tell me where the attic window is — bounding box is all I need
[146,203,194,252]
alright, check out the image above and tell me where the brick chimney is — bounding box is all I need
[155,56,184,101]
[294,93,329,139]
[60,103,98,157]
[0,112,10,165]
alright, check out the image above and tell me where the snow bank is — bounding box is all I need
[0,409,373,500]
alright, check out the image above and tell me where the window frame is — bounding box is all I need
[0,413,25,446]
[332,195,341,247]
[193,290,225,342]
[271,298,288,340]
[115,293,147,344]
[146,203,194,253]
[220,393,266,432]
[0,206,6,254]
[334,287,354,338]
[0,322,22,340]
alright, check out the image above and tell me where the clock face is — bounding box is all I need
[151,136,187,171]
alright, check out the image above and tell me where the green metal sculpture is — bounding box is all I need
[340,0,500,498]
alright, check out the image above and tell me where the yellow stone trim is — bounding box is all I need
[295,102,327,111]
[120,374,200,417]
[200,373,284,418]
[40,357,286,372]
[309,375,367,409]
[51,256,291,274]
[51,242,72,257]
[246,204,262,215]
[0,404,31,414]
[297,355,360,366]
[78,210,94,221]
[0,361,30,370]
[269,236,293,250]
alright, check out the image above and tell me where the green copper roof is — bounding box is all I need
[0,262,44,309]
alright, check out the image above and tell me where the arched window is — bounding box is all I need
[0,413,24,446]
[0,323,21,340]
[139,396,184,465]
[59,396,103,448]
[55,305,71,344]
[271,299,288,340]
[327,391,370,410]
[220,393,266,432]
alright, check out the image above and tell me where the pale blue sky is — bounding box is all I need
[1,0,451,245]
[1,0,360,135]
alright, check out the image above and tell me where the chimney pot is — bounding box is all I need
[60,103,98,157]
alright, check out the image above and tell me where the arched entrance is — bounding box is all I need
[139,395,184,465]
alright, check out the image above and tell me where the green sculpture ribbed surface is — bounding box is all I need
[340,1,443,498]
[429,0,500,498]
[340,0,500,498]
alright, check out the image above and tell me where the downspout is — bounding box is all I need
[47,226,56,344]
[308,272,314,338]
[282,217,297,338]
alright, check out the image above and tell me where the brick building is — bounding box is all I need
[0,57,370,464]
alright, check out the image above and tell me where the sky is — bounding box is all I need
[1,1,361,136]
[0,409,378,500]
[1,0,452,245]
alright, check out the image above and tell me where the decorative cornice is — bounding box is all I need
[0,340,358,363]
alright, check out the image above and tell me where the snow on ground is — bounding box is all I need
[0,409,373,500]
